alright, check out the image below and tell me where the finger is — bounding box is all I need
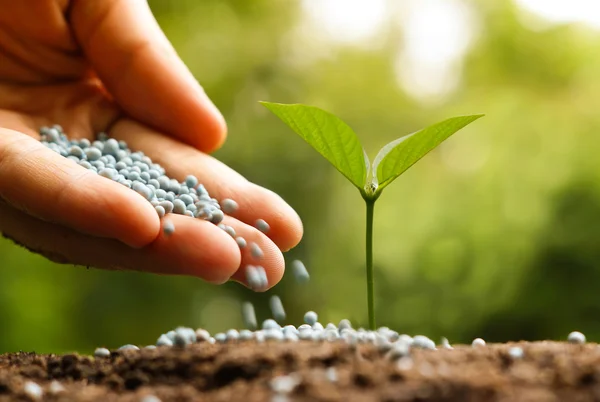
[69,0,227,153]
[0,128,159,248]
[110,119,304,252]
[0,202,241,283]
[220,216,285,291]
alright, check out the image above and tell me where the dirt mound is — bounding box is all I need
[1,341,599,401]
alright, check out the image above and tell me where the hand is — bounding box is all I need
[0,0,303,288]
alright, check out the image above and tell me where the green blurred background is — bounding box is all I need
[2,0,600,354]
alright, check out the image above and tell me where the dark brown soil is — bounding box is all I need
[1,341,600,401]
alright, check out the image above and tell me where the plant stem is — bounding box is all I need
[365,198,376,330]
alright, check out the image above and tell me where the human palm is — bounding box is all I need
[0,1,302,287]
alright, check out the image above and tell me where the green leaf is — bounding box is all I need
[374,115,484,191]
[260,102,367,190]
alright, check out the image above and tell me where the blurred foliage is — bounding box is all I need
[2,0,600,353]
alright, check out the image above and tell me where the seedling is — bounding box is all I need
[260,102,483,329]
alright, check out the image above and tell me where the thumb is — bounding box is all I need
[68,0,227,153]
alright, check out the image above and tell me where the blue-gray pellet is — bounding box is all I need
[179,194,194,206]
[185,175,198,188]
[168,179,181,194]
[312,322,324,331]
[269,295,286,322]
[262,318,280,330]
[195,328,211,342]
[149,169,160,179]
[214,333,227,343]
[264,328,284,341]
[364,332,376,343]
[398,334,413,345]
[148,179,160,189]
[255,219,270,233]
[23,381,43,401]
[245,265,262,290]
[239,329,254,341]
[413,335,436,350]
[221,198,238,214]
[249,242,264,259]
[176,327,197,343]
[290,260,310,283]
[269,374,300,394]
[91,160,105,170]
[222,225,236,237]
[166,330,176,342]
[128,171,141,182]
[69,145,85,158]
[386,330,400,342]
[255,331,265,343]
[283,325,299,335]
[99,168,118,180]
[325,323,337,331]
[472,338,486,348]
[140,171,151,182]
[159,201,173,214]
[235,237,247,248]
[172,199,186,214]
[155,189,167,199]
[304,311,318,326]
[386,341,411,360]
[67,155,79,162]
[184,210,193,217]
[97,132,108,141]
[144,345,157,350]
[298,329,313,340]
[568,331,586,344]
[325,330,340,342]
[141,396,162,402]
[508,346,524,359]
[155,205,165,218]
[375,334,392,351]
[242,301,257,330]
[48,380,65,395]
[163,220,175,236]
[257,266,268,289]
[158,176,170,190]
[284,332,299,342]
[156,334,173,347]
[103,138,119,156]
[311,330,325,342]
[85,147,102,161]
[131,152,142,162]
[342,331,358,346]
[92,140,104,151]
[298,324,311,331]
[226,329,240,341]
[94,347,111,358]
[118,344,140,351]
[210,209,224,224]
[326,367,338,383]
[165,192,175,202]
[79,160,92,169]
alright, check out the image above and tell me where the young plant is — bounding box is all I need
[260,101,483,330]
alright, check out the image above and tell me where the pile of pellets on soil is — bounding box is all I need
[1,127,594,401]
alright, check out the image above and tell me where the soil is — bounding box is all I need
[1,340,599,402]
